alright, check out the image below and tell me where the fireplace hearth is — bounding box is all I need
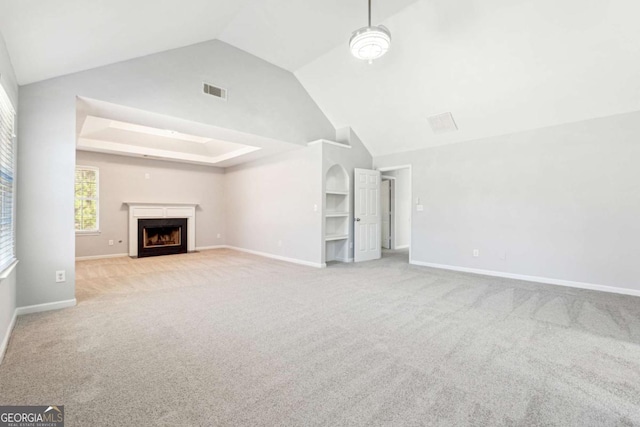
[137,218,188,258]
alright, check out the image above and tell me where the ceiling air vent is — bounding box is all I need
[203,83,227,100]
[427,112,458,134]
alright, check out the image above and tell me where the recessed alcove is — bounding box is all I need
[324,164,350,263]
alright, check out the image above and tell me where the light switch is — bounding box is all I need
[416,204,424,211]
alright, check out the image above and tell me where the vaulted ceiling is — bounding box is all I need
[1,0,639,157]
[0,0,417,84]
[296,0,640,155]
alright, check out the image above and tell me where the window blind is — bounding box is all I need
[0,84,16,272]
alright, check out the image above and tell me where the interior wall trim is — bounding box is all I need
[75,253,129,261]
[2,299,77,365]
[410,260,640,297]
[225,246,325,268]
[0,309,17,366]
[195,245,227,251]
[15,299,77,316]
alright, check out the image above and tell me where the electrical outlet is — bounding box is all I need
[108,240,114,246]
[145,173,151,179]
[277,240,282,247]
[473,249,479,257]
[55,270,66,283]
[217,233,221,239]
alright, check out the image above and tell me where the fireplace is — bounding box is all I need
[137,218,188,258]
[126,203,197,257]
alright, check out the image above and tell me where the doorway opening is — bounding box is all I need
[379,165,411,263]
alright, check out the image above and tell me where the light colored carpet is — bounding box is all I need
[1,248,640,426]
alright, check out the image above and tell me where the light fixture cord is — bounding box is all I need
[368,0,372,27]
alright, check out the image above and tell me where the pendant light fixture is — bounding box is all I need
[349,0,391,63]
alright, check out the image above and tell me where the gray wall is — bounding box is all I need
[75,151,226,258]
[0,31,18,359]
[374,111,640,292]
[17,39,334,307]
[224,144,324,266]
[224,129,373,267]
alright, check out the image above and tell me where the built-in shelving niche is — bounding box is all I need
[324,164,350,263]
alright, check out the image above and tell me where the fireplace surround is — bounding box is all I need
[125,202,198,257]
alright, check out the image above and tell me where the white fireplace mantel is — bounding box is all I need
[125,202,198,257]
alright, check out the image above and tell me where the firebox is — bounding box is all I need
[137,218,188,258]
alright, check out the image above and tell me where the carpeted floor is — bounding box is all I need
[1,248,640,426]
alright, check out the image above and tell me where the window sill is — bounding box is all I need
[0,259,18,282]
[76,231,101,236]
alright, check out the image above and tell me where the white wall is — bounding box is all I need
[224,144,324,266]
[17,39,334,307]
[0,35,17,107]
[75,151,226,258]
[0,31,18,361]
[374,111,640,293]
[382,168,411,249]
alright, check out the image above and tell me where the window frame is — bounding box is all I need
[0,83,17,277]
[74,165,100,235]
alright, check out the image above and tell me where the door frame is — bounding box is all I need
[381,176,395,249]
[377,165,412,262]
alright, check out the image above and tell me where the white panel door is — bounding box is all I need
[381,179,391,249]
[354,168,381,262]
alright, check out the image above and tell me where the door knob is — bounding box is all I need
[355,218,361,221]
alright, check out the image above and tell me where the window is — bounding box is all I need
[0,85,16,272]
[74,166,99,233]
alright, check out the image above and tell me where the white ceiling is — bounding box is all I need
[76,97,301,168]
[0,0,251,84]
[296,0,640,156]
[218,0,418,72]
[0,0,417,84]
[3,0,640,157]
[79,116,262,166]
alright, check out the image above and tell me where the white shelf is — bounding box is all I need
[324,164,350,264]
[326,212,349,218]
[325,234,349,241]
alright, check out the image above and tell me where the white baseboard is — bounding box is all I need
[410,260,640,297]
[16,299,77,316]
[195,245,227,251]
[76,253,128,261]
[225,246,324,268]
[76,247,230,260]
[394,245,409,250]
[0,308,17,365]
[331,257,353,263]
[2,298,76,365]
